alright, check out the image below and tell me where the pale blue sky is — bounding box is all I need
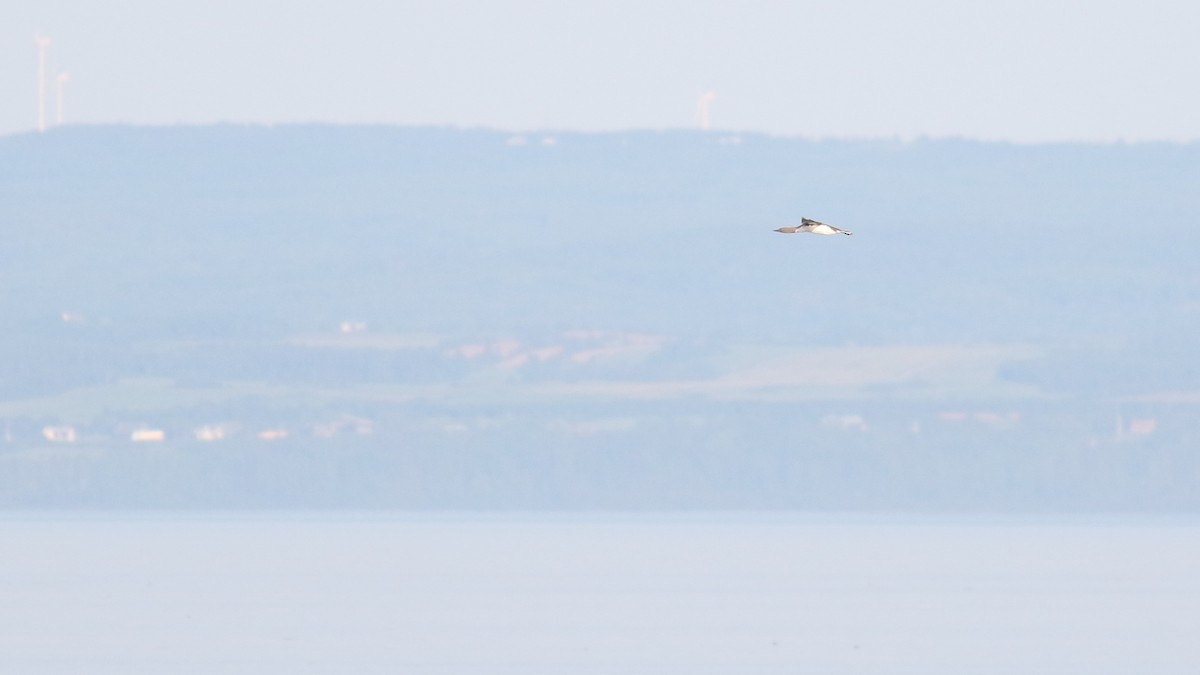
[5,0,1199,141]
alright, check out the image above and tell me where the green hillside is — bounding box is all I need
[1,125,1197,509]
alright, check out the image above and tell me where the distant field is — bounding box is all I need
[0,343,1046,427]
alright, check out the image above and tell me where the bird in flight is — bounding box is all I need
[774,217,853,236]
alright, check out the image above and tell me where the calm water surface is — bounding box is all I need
[2,512,1197,674]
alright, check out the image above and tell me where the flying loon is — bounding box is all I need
[774,218,853,236]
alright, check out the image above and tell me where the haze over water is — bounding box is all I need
[4,513,1198,675]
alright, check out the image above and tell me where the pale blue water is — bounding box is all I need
[2,513,1198,674]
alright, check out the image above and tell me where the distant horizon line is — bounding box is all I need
[4,122,1198,147]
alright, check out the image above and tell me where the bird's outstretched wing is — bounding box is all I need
[801,217,853,235]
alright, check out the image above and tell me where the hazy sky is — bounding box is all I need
[5,0,1199,142]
